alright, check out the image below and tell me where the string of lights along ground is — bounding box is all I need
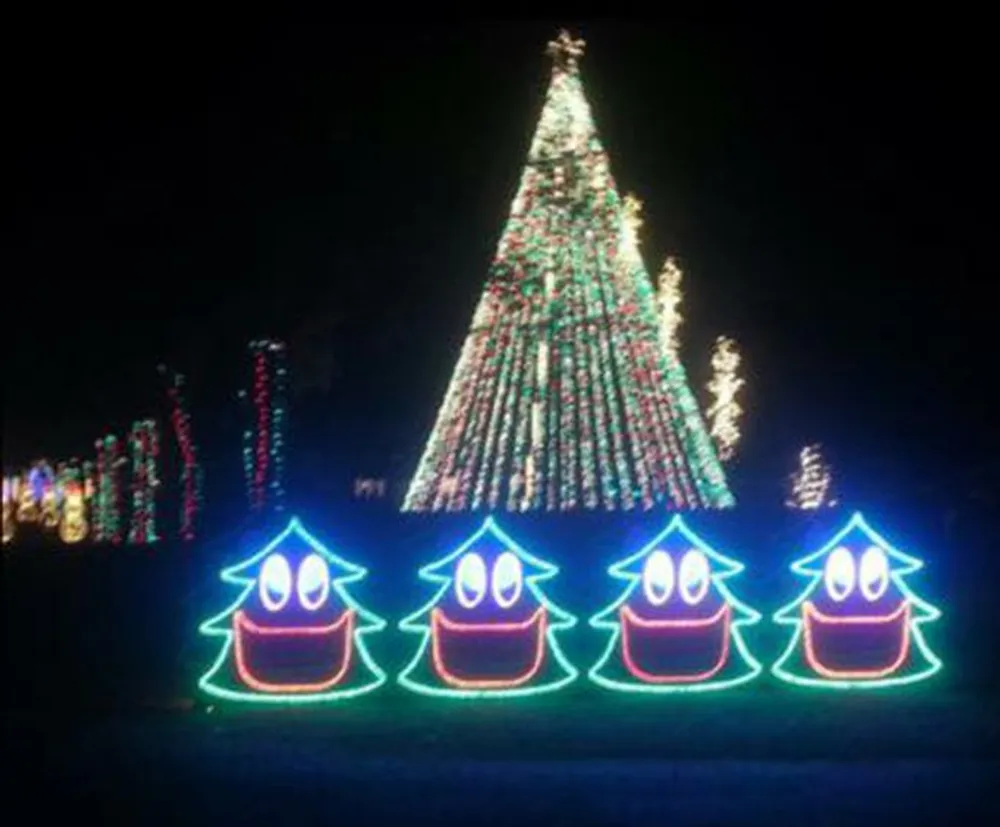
[403,31,733,513]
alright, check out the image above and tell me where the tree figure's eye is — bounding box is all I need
[824,546,855,602]
[642,550,674,606]
[859,546,890,602]
[492,551,523,609]
[455,552,487,609]
[297,553,330,611]
[679,549,711,606]
[259,553,292,611]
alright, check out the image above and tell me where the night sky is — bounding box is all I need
[7,20,991,510]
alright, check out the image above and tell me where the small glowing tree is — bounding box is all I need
[657,256,683,360]
[787,444,836,509]
[706,336,744,462]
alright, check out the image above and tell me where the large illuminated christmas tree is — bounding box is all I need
[404,31,732,513]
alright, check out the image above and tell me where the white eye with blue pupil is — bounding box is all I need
[679,549,711,606]
[297,553,330,611]
[455,552,487,609]
[824,546,855,602]
[492,551,523,609]
[642,550,674,606]
[259,553,292,611]
[859,546,890,602]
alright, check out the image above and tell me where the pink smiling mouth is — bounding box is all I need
[233,609,354,693]
[802,601,910,679]
[430,607,547,689]
[620,603,731,683]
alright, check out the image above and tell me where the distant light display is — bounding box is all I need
[127,419,160,544]
[162,366,202,540]
[241,339,288,515]
[2,475,16,544]
[94,436,124,544]
[787,444,836,510]
[705,336,744,462]
[353,478,387,499]
[15,468,37,524]
[35,461,59,530]
[58,463,88,544]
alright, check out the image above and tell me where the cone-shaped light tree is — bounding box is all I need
[771,513,942,689]
[403,31,733,513]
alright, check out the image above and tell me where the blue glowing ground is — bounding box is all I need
[8,693,999,825]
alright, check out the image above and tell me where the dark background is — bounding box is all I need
[6,20,994,514]
[5,20,999,822]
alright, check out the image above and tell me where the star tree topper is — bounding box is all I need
[546,30,586,71]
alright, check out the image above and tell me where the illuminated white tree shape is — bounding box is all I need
[786,444,836,509]
[657,256,683,359]
[705,336,744,462]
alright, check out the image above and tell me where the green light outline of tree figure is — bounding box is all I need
[397,517,579,699]
[588,515,762,693]
[197,517,387,704]
[770,512,943,690]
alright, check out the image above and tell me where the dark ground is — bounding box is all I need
[9,692,1000,826]
[6,510,1000,826]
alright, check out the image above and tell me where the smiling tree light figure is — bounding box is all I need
[771,512,942,689]
[198,518,387,703]
[589,516,762,692]
[397,517,579,698]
